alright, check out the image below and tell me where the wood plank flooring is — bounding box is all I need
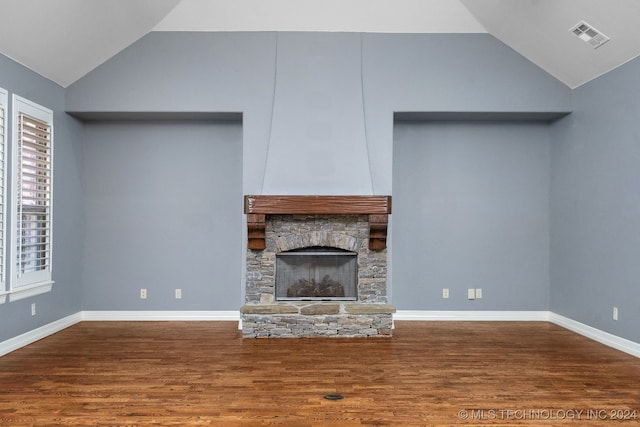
[1,321,639,426]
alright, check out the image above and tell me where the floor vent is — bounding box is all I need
[570,21,610,49]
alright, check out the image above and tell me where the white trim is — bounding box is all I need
[0,312,81,357]
[10,95,54,291]
[394,310,550,321]
[549,313,640,359]
[0,292,7,304]
[1,311,241,357]
[81,310,241,321]
[8,281,53,302]
[2,311,639,360]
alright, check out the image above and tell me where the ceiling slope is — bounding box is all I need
[461,0,640,88]
[0,1,639,89]
[0,0,180,87]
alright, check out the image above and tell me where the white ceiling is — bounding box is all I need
[0,0,638,89]
[153,0,485,33]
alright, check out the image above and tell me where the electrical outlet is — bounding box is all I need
[442,288,449,299]
[613,307,618,321]
[175,289,182,299]
[140,288,147,299]
[467,289,476,300]
[31,303,36,316]
[475,288,483,299]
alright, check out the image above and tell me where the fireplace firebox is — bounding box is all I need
[276,247,357,301]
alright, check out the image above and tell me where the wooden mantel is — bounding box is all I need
[244,195,392,250]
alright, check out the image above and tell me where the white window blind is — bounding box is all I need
[0,101,5,286]
[17,113,52,278]
[11,95,53,291]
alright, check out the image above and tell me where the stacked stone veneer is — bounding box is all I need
[242,214,395,338]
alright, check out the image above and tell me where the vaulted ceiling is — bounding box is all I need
[0,0,638,89]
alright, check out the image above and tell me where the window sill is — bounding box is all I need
[0,292,7,304]
[8,281,54,302]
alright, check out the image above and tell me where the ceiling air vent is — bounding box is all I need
[570,21,610,49]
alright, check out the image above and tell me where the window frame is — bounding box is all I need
[9,95,54,301]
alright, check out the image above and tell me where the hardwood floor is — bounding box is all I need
[1,321,639,426]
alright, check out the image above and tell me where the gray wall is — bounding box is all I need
[0,54,84,342]
[393,121,550,310]
[2,31,579,345]
[263,33,373,194]
[66,32,277,196]
[81,120,242,310]
[2,29,639,345]
[64,31,570,315]
[67,32,571,196]
[550,55,640,343]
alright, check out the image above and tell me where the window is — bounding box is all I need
[0,88,6,303]
[10,95,53,299]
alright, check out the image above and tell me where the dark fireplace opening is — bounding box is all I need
[276,246,357,301]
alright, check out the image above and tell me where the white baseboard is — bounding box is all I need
[394,310,550,321]
[3,310,639,360]
[0,311,240,357]
[549,313,640,358]
[81,310,241,321]
[0,312,82,357]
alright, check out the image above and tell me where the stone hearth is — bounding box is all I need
[241,196,394,338]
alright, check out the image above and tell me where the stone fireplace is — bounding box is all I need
[241,195,395,338]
